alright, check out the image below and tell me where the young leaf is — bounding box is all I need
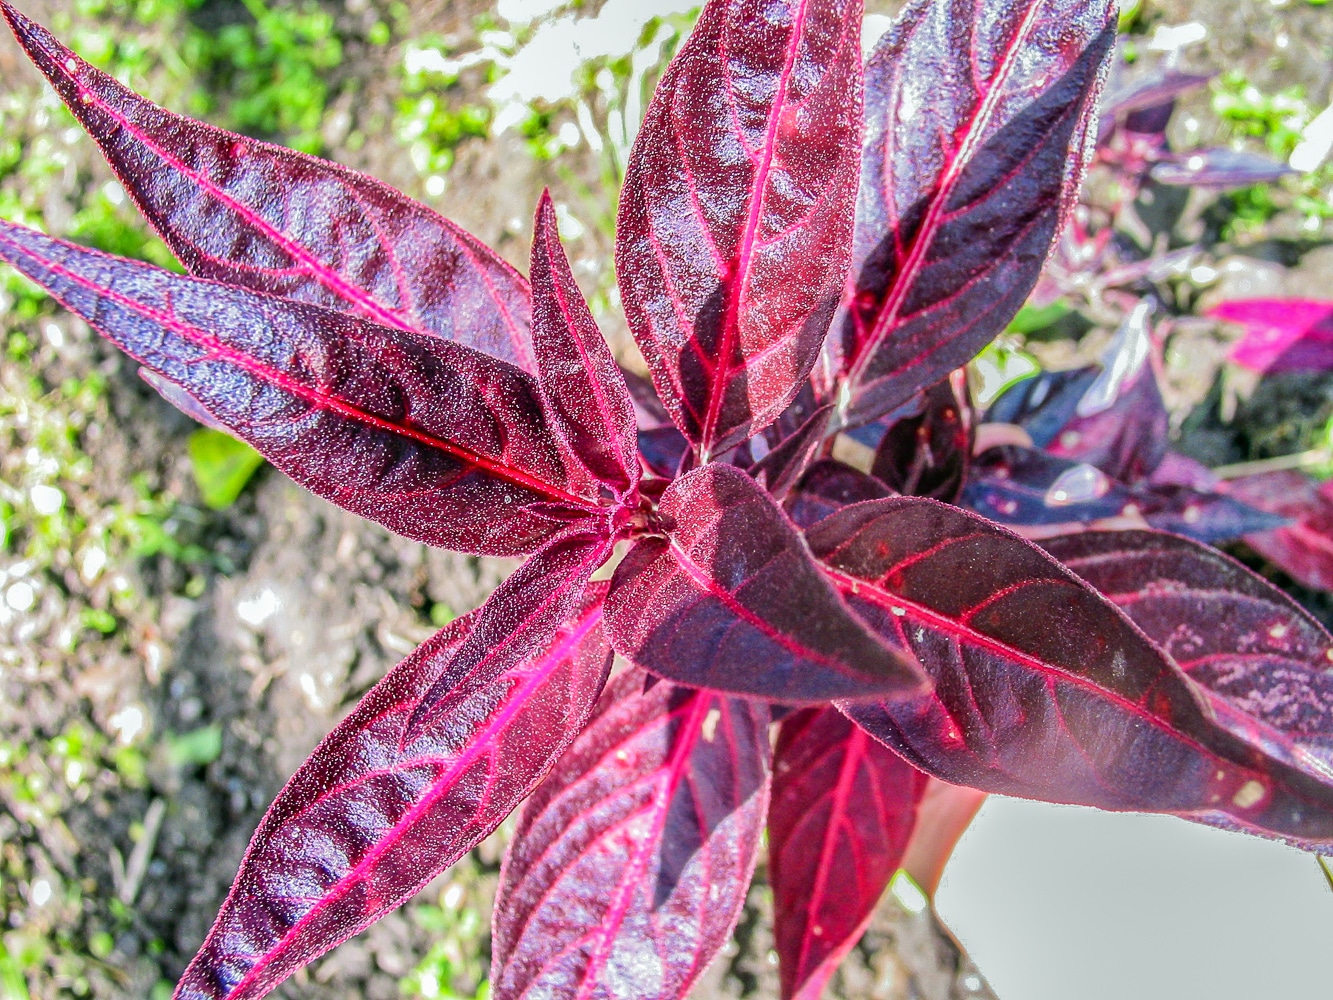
[604,464,923,703]
[1044,530,1333,777]
[0,221,598,556]
[871,372,972,503]
[616,0,865,458]
[769,707,927,1000]
[187,428,265,510]
[1222,471,1333,592]
[0,3,535,370]
[174,584,615,1000]
[751,403,836,501]
[807,498,1333,850]
[490,670,771,1000]
[832,0,1116,424]
[530,191,638,496]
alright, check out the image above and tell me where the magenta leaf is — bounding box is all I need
[490,669,771,1000]
[604,464,923,702]
[871,372,972,502]
[769,706,926,1000]
[1043,530,1333,780]
[530,191,639,497]
[616,0,865,458]
[0,220,599,556]
[0,3,535,370]
[830,0,1116,424]
[807,498,1333,849]
[1210,299,1333,375]
[174,582,615,1000]
[1221,471,1333,592]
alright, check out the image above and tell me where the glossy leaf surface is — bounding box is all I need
[0,221,596,556]
[530,192,638,496]
[807,499,1333,849]
[963,446,1131,527]
[984,366,1101,448]
[1211,299,1333,374]
[1222,471,1333,592]
[1151,149,1296,189]
[1,5,537,369]
[832,0,1116,422]
[1043,530,1333,779]
[605,464,922,702]
[770,707,926,1000]
[491,670,771,1000]
[175,580,615,1000]
[617,0,865,457]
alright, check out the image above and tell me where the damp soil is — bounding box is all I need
[1,1,1331,999]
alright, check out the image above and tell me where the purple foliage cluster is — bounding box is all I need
[3,2,1333,999]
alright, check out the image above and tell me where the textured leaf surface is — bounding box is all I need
[787,459,891,530]
[1043,530,1333,780]
[1223,471,1333,592]
[491,670,771,1000]
[175,580,615,1000]
[769,707,926,1000]
[0,4,535,369]
[807,498,1333,849]
[831,0,1116,422]
[871,373,972,503]
[530,192,638,496]
[604,464,922,702]
[0,221,598,556]
[1211,299,1333,374]
[751,403,836,501]
[617,0,865,457]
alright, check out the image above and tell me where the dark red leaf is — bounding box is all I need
[1043,530,1333,780]
[1211,299,1333,375]
[769,707,926,1000]
[530,191,638,497]
[0,4,535,369]
[408,524,614,739]
[806,498,1333,850]
[829,0,1116,424]
[1222,471,1333,592]
[174,581,615,1000]
[616,0,865,458]
[751,403,836,500]
[787,459,891,530]
[490,669,771,1000]
[871,372,972,503]
[604,464,922,702]
[0,220,599,556]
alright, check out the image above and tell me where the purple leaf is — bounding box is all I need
[637,426,692,480]
[870,372,972,503]
[963,446,1131,527]
[769,707,926,1000]
[616,0,865,458]
[1221,471,1333,591]
[604,464,922,703]
[1137,485,1288,545]
[1210,299,1333,374]
[983,366,1101,449]
[830,0,1116,423]
[1045,302,1168,482]
[174,581,615,1000]
[530,191,639,497]
[807,498,1333,850]
[490,669,771,1000]
[1151,149,1297,189]
[1043,530,1333,780]
[0,220,600,556]
[787,459,892,530]
[1100,67,1212,126]
[0,4,535,370]
[751,403,836,500]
